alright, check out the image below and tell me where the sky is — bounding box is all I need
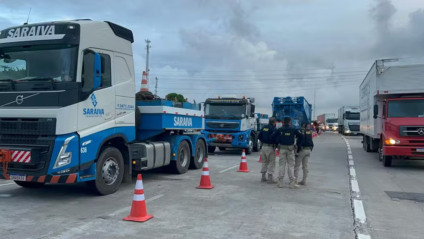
[1,0,424,118]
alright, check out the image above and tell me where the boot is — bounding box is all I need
[267,174,276,184]
[261,173,267,182]
[298,176,307,186]
[289,180,299,189]
[277,178,284,188]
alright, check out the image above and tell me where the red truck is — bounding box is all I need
[360,59,424,167]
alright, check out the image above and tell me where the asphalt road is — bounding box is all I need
[345,135,424,239]
[1,133,422,239]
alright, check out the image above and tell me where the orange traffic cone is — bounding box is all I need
[238,149,250,172]
[123,174,153,222]
[258,154,262,163]
[196,158,214,189]
[275,148,280,160]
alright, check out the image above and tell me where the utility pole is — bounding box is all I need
[155,77,158,96]
[313,87,316,120]
[145,39,151,83]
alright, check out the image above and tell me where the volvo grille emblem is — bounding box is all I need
[418,128,424,136]
[16,95,24,105]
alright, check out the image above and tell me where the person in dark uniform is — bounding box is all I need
[272,117,303,189]
[258,117,277,183]
[294,123,314,185]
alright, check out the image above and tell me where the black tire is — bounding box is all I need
[14,181,45,188]
[87,147,124,195]
[364,136,371,152]
[219,147,226,151]
[253,135,259,152]
[383,155,392,167]
[190,139,206,169]
[171,141,191,174]
[245,136,253,155]
[208,146,216,153]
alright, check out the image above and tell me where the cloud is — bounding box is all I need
[370,0,424,57]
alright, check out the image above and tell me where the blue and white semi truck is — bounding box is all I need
[0,20,206,195]
[272,96,312,129]
[202,97,261,154]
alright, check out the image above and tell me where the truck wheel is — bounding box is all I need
[383,155,392,167]
[208,146,216,153]
[363,136,371,152]
[190,139,206,169]
[253,135,259,152]
[246,136,253,155]
[219,147,226,151]
[14,181,45,188]
[171,141,190,174]
[87,147,124,195]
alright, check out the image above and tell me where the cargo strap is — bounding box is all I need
[0,149,12,179]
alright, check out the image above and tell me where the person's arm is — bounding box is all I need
[258,129,264,142]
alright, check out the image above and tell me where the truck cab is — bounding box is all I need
[201,97,259,154]
[375,97,424,164]
[325,118,338,131]
[338,106,360,135]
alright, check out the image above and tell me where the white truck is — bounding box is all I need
[338,106,360,135]
[0,20,207,195]
[360,58,424,167]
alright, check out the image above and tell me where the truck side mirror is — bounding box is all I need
[251,105,255,116]
[82,50,102,93]
[373,105,378,119]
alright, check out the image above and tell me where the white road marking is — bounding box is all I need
[358,234,371,239]
[353,199,367,224]
[342,135,372,239]
[349,168,356,177]
[219,165,239,173]
[351,179,360,193]
[0,182,16,187]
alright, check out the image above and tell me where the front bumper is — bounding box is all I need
[202,131,250,148]
[0,172,78,183]
[384,145,424,158]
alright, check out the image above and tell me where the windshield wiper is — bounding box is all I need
[15,77,55,90]
[0,79,15,91]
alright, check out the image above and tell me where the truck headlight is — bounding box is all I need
[53,135,75,169]
[385,138,400,145]
[345,130,351,133]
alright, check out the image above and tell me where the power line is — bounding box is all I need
[157,82,359,94]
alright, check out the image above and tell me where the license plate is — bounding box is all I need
[417,148,424,152]
[9,174,26,181]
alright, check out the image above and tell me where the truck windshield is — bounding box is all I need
[0,45,78,83]
[205,104,246,119]
[388,100,424,118]
[326,118,338,123]
[345,112,360,120]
